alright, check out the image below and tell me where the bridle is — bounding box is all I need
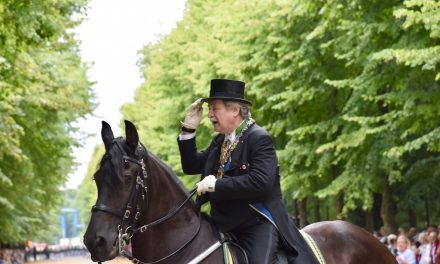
[91,138,199,264]
[92,138,148,222]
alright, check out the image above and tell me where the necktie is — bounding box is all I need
[217,139,231,178]
[220,139,231,164]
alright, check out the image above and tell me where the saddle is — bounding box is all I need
[220,233,248,264]
[220,231,325,264]
[222,243,289,264]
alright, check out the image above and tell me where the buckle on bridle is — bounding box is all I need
[121,226,134,242]
[136,175,143,185]
[124,209,131,219]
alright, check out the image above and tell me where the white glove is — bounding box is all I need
[196,175,217,195]
[181,98,203,130]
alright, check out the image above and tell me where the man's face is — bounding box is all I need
[207,100,238,134]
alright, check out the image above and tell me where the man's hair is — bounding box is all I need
[224,100,251,119]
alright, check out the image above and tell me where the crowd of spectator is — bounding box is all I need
[0,243,88,263]
[0,244,25,264]
[0,250,24,264]
[2,225,439,263]
[374,225,440,264]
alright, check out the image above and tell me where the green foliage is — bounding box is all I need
[76,145,104,235]
[113,0,440,227]
[0,0,94,243]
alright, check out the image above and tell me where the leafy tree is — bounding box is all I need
[111,0,440,231]
[76,145,104,235]
[0,0,94,242]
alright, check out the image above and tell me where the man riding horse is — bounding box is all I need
[177,79,319,263]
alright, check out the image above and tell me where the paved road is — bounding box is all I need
[30,256,131,264]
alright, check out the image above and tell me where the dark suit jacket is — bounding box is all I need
[178,123,309,257]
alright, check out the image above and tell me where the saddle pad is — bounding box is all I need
[222,242,234,264]
[298,230,326,264]
[220,231,325,264]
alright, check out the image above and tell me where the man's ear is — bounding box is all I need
[233,104,241,117]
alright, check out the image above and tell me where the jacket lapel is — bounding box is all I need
[205,123,256,175]
[225,123,256,173]
[204,134,223,176]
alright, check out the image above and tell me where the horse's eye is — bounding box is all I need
[124,160,130,169]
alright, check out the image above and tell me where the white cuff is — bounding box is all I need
[179,132,196,141]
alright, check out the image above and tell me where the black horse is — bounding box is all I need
[83,120,397,264]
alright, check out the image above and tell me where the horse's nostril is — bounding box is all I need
[84,233,106,251]
[95,235,106,248]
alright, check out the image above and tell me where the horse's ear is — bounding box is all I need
[125,120,139,152]
[101,121,115,151]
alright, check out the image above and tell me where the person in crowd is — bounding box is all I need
[430,231,440,264]
[398,227,407,236]
[438,232,440,263]
[373,231,383,240]
[395,235,416,264]
[178,79,319,263]
[378,226,389,245]
[407,227,418,243]
[417,231,431,264]
[32,246,37,261]
[388,234,398,254]
[427,226,438,236]
[381,226,390,236]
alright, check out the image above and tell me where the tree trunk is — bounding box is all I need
[292,199,300,227]
[313,199,321,222]
[299,198,308,228]
[335,193,344,220]
[331,164,344,220]
[424,194,430,227]
[380,179,396,233]
[408,208,417,228]
[365,210,374,232]
[373,193,383,231]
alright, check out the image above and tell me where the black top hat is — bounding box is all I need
[201,79,252,105]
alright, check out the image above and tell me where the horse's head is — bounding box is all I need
[84,120,147,262]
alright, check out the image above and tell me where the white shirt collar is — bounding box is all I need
[225,130,236,142]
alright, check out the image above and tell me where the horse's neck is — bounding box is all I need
[135,157,197,234]
[130,157,219,262]
[145,159,191,218]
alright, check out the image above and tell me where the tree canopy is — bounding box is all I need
[0,0,94,242]
[112,0,440,232]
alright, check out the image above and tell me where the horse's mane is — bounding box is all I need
[144,149,190,196]
[94,150,120,191]
[94,137,191,199]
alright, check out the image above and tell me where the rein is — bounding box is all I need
[129,188,198,235]
[92,138,201,264]
[119,189,200,264]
